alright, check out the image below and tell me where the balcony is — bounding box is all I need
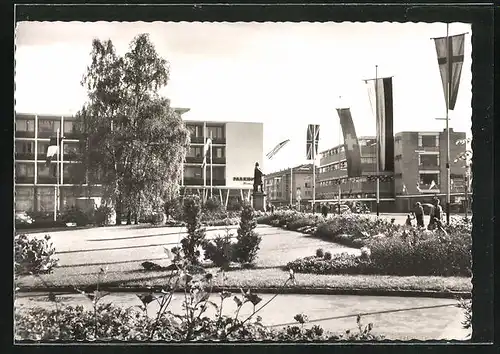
[211,157,226,164]
[15,176,35,184]
[37,176,58,184]
[15,131,35,138]
[211,137,226,144]
[185,156,204,164]
[15,152,35,161]
[184,178,204,186]
[205,179,226,186]
[190,136,204,144]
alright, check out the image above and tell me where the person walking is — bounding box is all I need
[321,203,328,218]
[414,202,425,228]
[428,198,443,231]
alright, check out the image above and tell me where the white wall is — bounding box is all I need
[225,122,264,189]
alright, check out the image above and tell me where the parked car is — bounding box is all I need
[330,203,351,214]
[15,211,33,225]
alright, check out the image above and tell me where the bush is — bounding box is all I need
[164,198,183,220]
[15,234,59,275]
[94,205,113,226]
[315,248,324,258]
[204,196,223,214]
[233,204,262,264]
[202,231,234,270]
[323,252,332,260]
[14,304,383,342]
[227,198,243,212]
[59,206,94,226]
[286,253,370,275]
[181,195,206,265]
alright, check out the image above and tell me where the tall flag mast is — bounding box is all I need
[432,24,466,225]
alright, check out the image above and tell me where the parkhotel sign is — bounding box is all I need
[233,177,254,185]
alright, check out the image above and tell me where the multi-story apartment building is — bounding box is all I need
[14,111,264,212]
[316,136,394,201]
[264,164,315,206]
[393,128,467,211]
[315,129,468,212]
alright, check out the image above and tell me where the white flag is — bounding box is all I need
[202,138,212,169]
[429,180,436,189]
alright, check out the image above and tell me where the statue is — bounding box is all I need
[253,162,264,193]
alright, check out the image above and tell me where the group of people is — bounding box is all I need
[405,197,445,231]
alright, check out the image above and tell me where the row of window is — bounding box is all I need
[16,119,79,134]
[15,141,80,157]
[183,166,225,180]
[15,162,80,178]
[186,124,225,139]
[187,146,225,159]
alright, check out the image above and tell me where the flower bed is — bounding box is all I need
[287,228,472,277]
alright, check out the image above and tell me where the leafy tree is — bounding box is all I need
[75,34,190,224]
[233,203,262,264]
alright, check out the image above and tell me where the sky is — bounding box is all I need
[15,21,472,173]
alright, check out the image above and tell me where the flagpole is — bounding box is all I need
[210,132,213,198]
[54,128,60,221]
[445,23,451,225]
[337,97,342,215]
[312,124,316,214]
[375,65,380,217]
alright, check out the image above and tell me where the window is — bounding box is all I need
[419,154,439,166]
[63,121,78,134]
[15,141,34,154]
[15,187,34,212]
[361,157,376,164]
[450,174,463,179]
[187,146,203,158]
[16,119,35,132]
[419,134,439,148]
[184,166,202,178]
[212,146,225,158]
[63,143,80,155]
[36,187,54,212]
[187,124,202,138]
[38,119,61,134]
[38,142,49,154]
[15,163,35,177]
[37,163,56,178]
[206,126,224,139]
[419,173,439,186]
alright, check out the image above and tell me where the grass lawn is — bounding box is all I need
[16,224,471,296]
[17,266,471,296]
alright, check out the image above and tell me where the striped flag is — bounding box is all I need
[201,138,212,169]
[337,108,362,178]
[365,77,395,173]
[267,139,290,159]
[306,124,320,160]
[433,33,465,111]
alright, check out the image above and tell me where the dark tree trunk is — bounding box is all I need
[127,210,132,225]
[115,198,122,226]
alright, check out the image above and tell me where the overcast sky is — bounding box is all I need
[15,21,472,173]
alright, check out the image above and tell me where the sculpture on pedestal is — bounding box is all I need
[253,162,264,193]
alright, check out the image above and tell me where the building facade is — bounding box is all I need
[14,112,264,212]
[264,164,315,206]
[181,120,264,205]
[315,129,468,212]
[316,136,394,200]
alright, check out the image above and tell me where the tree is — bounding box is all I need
[75,34,190,224]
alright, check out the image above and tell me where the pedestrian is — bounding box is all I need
[428,198,443,231]
[414,202,425,228]
[405,214,413,227]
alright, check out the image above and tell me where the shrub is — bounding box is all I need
[286,253,370,275]
[233,204,262,264]
[94,205,113,226]
[181,195,206,265]
[315,248,324,258]
[59,206,93,226]
[15,234,59,275]
[202,230,234,270]
[204,196,223,214]
[323,252,332,260]
[164,197,183,220]
[227,198,243,212]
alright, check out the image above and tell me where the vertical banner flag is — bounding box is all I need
[365,77,395,173]
[433,34,465,111]
[306,124,320,160]
[337,108,362,177]
[45,136,61,166]
[201,137,212,169]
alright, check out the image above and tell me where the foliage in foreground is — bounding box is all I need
[457,298,472,334]
[15,234,59,276]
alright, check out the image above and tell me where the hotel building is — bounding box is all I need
[14,111,264,212]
